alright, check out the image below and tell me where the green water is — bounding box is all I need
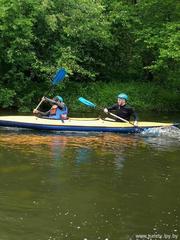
[0,113,180,240]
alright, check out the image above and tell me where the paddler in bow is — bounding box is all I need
[33,96,68,120]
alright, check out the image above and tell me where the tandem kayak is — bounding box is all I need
[0,116,177,133]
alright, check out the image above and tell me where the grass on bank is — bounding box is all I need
[62,81,180,113]
[0,80,179,113]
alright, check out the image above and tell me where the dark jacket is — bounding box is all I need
[107,104,138,122]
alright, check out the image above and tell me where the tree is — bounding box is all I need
[135,0,180,82]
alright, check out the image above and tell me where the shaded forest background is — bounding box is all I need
[0,0,179,112]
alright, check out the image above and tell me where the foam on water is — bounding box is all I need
[140,126,180,139]
[139,126,180,149]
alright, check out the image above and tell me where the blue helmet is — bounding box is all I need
[118,93,128,101]
[55,96,63,102]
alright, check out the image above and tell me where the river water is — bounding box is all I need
[0,113,180,240]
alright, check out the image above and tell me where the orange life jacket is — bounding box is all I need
[49,105,68,120]
[50,105,58,115]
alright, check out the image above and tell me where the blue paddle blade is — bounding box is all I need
[78,97,96,108]
[52,68,66,85]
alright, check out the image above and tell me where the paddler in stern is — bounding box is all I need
[104,93,138,126]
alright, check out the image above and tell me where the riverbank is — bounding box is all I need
[63,81,180,112]
[0,80,180,113]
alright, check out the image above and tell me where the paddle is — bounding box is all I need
[34,68,66,111]
[78,97,135,125]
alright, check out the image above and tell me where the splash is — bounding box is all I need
[139,126,180,148]
[140,126,180,139]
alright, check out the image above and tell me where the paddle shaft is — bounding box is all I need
[104,111,134,126]
[35,98,44,111]
[100,107,134,125]
[108,112,128,123]
[35,85,55,111]
[34,68,66,111]
[78,97,135,126]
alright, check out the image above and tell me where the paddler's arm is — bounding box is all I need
[44,97,65,109]
[104,104,117,113]
[33,109,50,116]
[43,97,57,106]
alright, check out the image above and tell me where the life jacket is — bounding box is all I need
[49,105,68,120]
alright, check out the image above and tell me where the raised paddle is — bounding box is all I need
[35,68,66,111]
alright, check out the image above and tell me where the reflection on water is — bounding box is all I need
[0,130,144,155]
[1,125,180,154]
[0,125,180,240]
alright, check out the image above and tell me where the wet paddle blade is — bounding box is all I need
[52,68,66,85]
[78,97,96,108]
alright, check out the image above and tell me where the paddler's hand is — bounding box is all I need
[33,109,39,114]
[104,108,108,114]
[41,96,46,102]
[134,121,138,127]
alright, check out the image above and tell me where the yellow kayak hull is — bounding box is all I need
[0,116,176,133]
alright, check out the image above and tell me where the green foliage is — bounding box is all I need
[0,0,179,111]
[135,0,180,80]
[0,88,16,108]
[62,81,180,112]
